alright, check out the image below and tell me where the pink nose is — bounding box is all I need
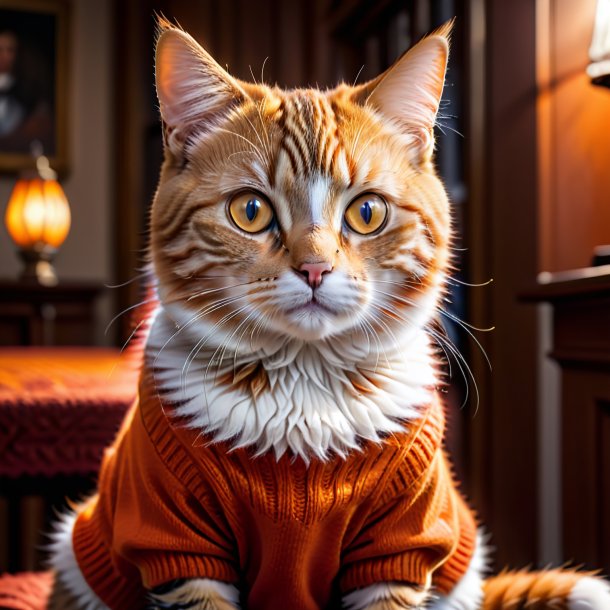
[298,262,332,288]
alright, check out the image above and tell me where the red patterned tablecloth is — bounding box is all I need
[0,571,52,610]
[0,347,138,478]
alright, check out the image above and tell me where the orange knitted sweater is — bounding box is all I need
[72,370,476,610]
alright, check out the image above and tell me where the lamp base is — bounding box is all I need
[18,247,59,287]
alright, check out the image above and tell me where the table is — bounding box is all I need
[0,281,103,346]
[0,347,138,571]
[523,265,610,574]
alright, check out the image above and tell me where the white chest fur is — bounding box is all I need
[146,307,438,461]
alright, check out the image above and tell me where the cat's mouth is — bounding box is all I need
[279,295,344,341]
[285,296,336,316]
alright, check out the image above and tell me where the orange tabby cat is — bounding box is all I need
[49,19,610,610]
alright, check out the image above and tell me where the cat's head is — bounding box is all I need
[150,20,451,350]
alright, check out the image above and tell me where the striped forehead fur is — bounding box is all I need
[149,24,452,459]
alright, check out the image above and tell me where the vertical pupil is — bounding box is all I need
[246,199,260,221]
[360,201,373,224]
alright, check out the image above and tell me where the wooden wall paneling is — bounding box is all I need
[465,0,539,569]
[413,0,430,39]
[600,401,610,573]
[462,0,491,530]
[311,0,336,88]
[562,373,610,573]
[537,0,554,277]
[158,1,235,72]
[562,369,599,566]
[237,0,274,83]
[113,0,156,343]
[0,497,6,571]
[18,496,45,570]
[215,0,239,75]
[274,0,308,87]
[147,2,313,107]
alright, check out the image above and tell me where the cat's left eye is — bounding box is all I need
[228,192,274,233]
[344,193,388,235]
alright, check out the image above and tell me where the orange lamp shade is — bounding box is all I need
[4,177,71,250]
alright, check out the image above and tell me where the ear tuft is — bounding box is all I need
[429,18,455,42]
[155,13,179,37]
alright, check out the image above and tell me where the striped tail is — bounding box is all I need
[483,568,610,609]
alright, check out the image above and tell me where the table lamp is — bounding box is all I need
[4,155,71,287]
[589,0,610,87]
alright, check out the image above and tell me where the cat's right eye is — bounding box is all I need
[228,192,274,233]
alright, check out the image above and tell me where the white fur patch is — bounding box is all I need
[308,175,331,225]
[568,576,610,610]
[47,511,109,610]
[149,578,240,608]
[148,305,436,462]
[343,582,430,610]
[343,530,489,610]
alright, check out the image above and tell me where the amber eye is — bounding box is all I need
[344,193,388,235]
[228,192,274,233]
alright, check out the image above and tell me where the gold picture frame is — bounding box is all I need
[0,0,70,174]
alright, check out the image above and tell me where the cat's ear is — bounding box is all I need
[155,21,247,158]
[352,21,451,162]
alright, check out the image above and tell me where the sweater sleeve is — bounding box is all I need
[72,401,239,609]
[339,450,473,594]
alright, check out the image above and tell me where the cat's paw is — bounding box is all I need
[343,582,429,610]
[147,578,240,610]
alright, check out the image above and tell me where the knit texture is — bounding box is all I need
[71,370,476,610]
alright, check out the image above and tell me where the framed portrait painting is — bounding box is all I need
[0,0,69,174]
